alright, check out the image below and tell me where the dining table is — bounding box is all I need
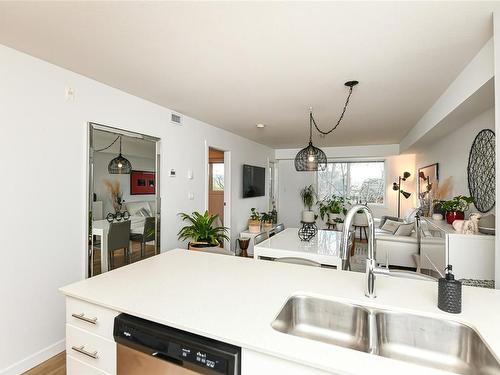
[253,228,348,268]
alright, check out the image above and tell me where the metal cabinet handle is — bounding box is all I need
[71,345,98,359]
[71,312,98,325]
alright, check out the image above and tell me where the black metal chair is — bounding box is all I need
[130,217,155,259]
[108,220,132,269]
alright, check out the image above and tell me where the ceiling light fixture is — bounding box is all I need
[295,81,359,172]
[256,123,265,128]
[107,136,132,174]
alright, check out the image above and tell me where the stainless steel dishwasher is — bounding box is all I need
[114,314,241,375]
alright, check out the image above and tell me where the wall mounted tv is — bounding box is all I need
[243,164,265,198]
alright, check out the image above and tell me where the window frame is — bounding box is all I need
[316,158,387,208]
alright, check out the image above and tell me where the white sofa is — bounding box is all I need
[123,200,156,234]
[374,208,420,269]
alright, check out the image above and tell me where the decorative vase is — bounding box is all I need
[302,210,315,223]
[237,238,250,257]
[446,211,464,224]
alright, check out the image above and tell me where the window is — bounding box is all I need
[210,163,224,191]
[317,161,385,204]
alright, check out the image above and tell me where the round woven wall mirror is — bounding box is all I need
[467,129,495,213]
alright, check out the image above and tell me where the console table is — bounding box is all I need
[420,217,495,281]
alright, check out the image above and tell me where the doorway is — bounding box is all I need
[206,145,231,250]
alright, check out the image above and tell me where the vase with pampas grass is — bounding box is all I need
[431,177,453,216]
[103,179,123,213]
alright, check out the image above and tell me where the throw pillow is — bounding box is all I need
[136,207,151,217]
[379,215,401,228]
[380,219,401,234]
[394,222,414,236]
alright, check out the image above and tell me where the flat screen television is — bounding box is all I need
[243,164,265,198]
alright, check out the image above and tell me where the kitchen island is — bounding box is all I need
[60,249,500,375]
[254,228,343,268]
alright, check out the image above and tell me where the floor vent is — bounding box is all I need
[171,112,183,125]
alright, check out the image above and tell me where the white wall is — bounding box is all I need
[494,9,500,289]
[93,151,156,215]
[276,152,416,228]
[400,38,494,151]
[0,44,273,374]
[415,107,495,214]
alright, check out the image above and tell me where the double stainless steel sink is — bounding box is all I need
[271,295,500,374]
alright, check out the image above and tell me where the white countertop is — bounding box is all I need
[254,228,342,267]
[60,249,500,375]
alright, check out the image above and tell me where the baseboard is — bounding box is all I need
[0,339,65,375]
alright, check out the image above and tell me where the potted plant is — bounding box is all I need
[178,211,229,250]
[248,208,261,233]
[318,195,347,223]
[260,212,274,229]
[441,195,474,224]
[300,185,317,223]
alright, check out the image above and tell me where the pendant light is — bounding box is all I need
[295,81,359,171]
[108,136,132,174]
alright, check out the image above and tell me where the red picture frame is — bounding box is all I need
[130,170,156,195]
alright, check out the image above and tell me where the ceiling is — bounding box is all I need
[94,129,156,159]
[0,1,495,149]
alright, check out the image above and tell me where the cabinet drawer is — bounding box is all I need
[66,324,116,374]
[67,354,111,375]
[66,297,119,339]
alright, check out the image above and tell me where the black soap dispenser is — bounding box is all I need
[438,265,462,314]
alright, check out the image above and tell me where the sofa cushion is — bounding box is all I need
[380,219,401,234]
[379,215,402,228]
[394,222,414,236]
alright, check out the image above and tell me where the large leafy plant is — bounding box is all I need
[440,195,474,212]
[300,185,317,210]
[178,211,229,246]
[317,195,348,221]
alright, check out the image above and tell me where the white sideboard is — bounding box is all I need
[420,218,495,280]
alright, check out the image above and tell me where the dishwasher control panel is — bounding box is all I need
[114,313,240,375]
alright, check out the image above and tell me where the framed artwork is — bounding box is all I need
[130,170,156,195]
[418,163,439,199]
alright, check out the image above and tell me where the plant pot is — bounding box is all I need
[336,223,344,231]
[263,222,273,230]
[188,242,221,251]
[302,210,315,223]
[248,219,261,233]
[446,211,464,224]
[328,213,341,223]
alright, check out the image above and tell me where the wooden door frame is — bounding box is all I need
[204,141,231,251]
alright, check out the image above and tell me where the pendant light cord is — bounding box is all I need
[310,85,354,136]
[95,135,120,152]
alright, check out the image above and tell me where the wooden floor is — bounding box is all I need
[92,241,156,276]
[23,352,65,375]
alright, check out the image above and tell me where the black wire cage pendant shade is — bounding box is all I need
[108,136,132,174]
[295,81,359,172]
[294,130,328,171]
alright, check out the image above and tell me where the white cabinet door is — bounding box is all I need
[242,349,337,375]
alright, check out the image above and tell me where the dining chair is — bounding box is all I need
[275,257,321,267]
[254,231,269,245]
[130,217,155,260]
[108,220,131,269]
[274,223,285,233]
